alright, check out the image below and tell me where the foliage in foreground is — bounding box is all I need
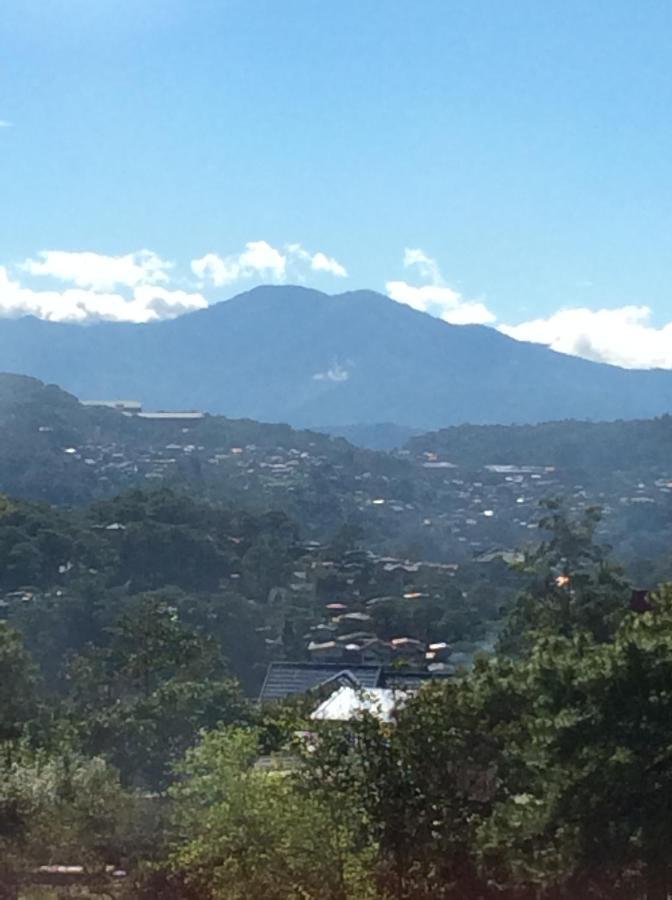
[5,503,672,898]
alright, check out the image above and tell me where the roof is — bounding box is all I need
[390,636,424,648]
[81,399,142,411]
[307,640,338,652]
[311,686,406,723]
[335,630,377,643]
[259,661,454,702]
[259,662,384,702]
[137,411,205,420]
[384,670,453,689]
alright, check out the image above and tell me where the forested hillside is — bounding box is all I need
[407,416,672,469]
[4,488,672,899]
[3,379,672,898]
[0,486,513,694]
[2,374,672,580]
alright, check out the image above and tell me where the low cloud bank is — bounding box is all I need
[499,305,672,369]
[0,265,207,323]
[0,242,347,323]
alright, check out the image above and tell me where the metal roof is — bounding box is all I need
[383,670,453,689]
[259,662,384,702]
[259,662,454,702]
[311,686,406,723]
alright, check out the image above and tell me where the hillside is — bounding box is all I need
[0,285,671,429]
[1,374,672,578]
[406,416,672,470]
[0,373,409,514]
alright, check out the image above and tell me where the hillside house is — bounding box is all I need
[390,636,426,662]
[307,640,344,662]
[259,661,451,703]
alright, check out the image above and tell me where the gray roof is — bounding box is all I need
[259,662,384,702]
[259,662,454,702]
[384,670,453,689]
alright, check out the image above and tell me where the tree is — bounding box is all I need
[478,586,672,898]
[0,623,38,744]
[499,499,631,655]
[66,594,253,788]
[300,679,513,900]
[0,745,135,898]
[109,592,223,698]
[167,727,375,900]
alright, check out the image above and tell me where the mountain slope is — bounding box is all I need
[0,285,670,428]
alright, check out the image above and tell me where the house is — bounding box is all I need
[366,595,401,608]
[307,640,344,662]
[310,685,406,723]
[335,630,377,645]
[358,638,393,665]
[309,623,337,641]
[258,661,451,702]
[81,399,142,413]
[136,410,205,420]
[335,611,373,627]
[390,637,426,662]
[259,662,385,702]
[426,641,451,663]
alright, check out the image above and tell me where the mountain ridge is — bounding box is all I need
[0,284,670,429]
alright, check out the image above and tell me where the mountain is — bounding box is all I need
[1,285,671,429]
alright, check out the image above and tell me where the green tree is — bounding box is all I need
[301,679,513,900]
[478,586,672,899]
[0,623,38,744]
[499,499,630,655]
[65,596,252,788]
[0,745,135,898]
[168,727,375,900]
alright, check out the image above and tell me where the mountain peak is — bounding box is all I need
[0,284,669,429]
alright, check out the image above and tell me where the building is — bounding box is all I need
[136,411,205,420]
[81,399,142,412]
[258,661,451,703]
[307,640,344,662]
[310,685,405,723]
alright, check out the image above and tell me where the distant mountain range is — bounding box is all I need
[1,285,671,430]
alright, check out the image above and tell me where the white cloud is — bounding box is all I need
[313,363,350,383]
[286,243,347,277]
[389,250,672,368]
[0,266,206,324]
[309,251,348,278]
[21,249,172,291]
[402,247,442,284]
[191,241,287,287]
[1,240,348,324]
[237,240,286,280]
[438,300,498,326]
[385,248,496,325]
[192,241,348,287]
[499,305,672,369]
[190,253,239,287]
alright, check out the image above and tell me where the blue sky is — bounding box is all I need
[2,0,672,366]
